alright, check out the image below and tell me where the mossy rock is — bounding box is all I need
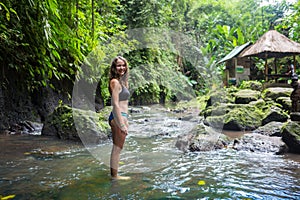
[42,105,110,145]
[249,99,266,109]
[290,112,300,121]
[252,121,284,137]
[261,106,289,125]
[205,89,234,108]
[234,89,261,104]
[202,103,248,118]
[276,97,291,111]
[205,104,264,131]
[262,87,293,101]
[202,103,230,118]
[204,115,225,129]
[239,80,263,91]
[232,133,288,154]
[175,124,229,152]
[42,105,77,139]
[174,96,207,112]
[281,121,300,154]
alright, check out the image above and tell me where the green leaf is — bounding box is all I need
[9,7,20,20]
[6,11,10,21]
[51,50,61,60]
[236,27,245,45]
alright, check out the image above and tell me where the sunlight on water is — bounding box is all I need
[88,136,181,174]
[1,105,300,199]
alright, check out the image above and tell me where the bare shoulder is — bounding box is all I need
[110,79,121,89]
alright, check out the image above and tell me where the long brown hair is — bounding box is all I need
[109,56,129,92]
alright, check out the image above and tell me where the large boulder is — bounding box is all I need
[261,106,289,125]
[252,121,284,137]
[202,86,294,132]
[281,121,300,154]
[262,87,293,101]
[238,80,263,91]
[175,124,229,152]
[42,105,110,145]
[276,97,292,111]
[232,133,288,154]
[205,89,234,108]
[234,89,261,104]
[290,112,300,121]
[249,99,266,108]
[204,104,264,131]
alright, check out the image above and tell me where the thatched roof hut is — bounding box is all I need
[240,30,300,59]
[240,30,300,83]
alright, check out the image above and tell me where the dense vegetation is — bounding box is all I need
[1,0,299,105]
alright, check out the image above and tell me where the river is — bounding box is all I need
[1,105,300,199]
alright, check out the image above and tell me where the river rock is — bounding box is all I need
[276,97,291,111]
[234,89,261,104]
[249,99,266,108]
[175,124,229,152]
[290,112,300,121]
[261,106,289,125]
[205,89,234,108]
[129,107,143,113]
[205,104,263,131]
[42,105,110,145]
[252,121,284,137]
[281,121,300,154]
[232,133,288,154]
[262,87,293,101]
[5,121,43,135]
[239,80,263,91]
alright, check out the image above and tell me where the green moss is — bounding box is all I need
[72,107,110,134]
[173,96,207,111]
[238,80,263,91]
[205,104,264,130]
[50,105,74,129]
[225,105,264,127]
[282,121,300,140]
[205,115,225,129]
[249,99,266,109]
[262,87,293,100]
[235,89,261,99]
[49,104,111,137]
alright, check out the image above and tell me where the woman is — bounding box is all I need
[108,56,130,180]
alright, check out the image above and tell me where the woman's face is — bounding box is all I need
[115,59,127,76]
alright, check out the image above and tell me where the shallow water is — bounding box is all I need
[1,105,300,199]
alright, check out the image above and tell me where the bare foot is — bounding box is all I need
[111,176,131,180]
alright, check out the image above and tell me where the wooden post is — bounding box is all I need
[234,58,238,84]
[274,57,277,82]
[274,57,277,74]
[293,55,296,73]
[226,68,229,87]
[265,58,268,81]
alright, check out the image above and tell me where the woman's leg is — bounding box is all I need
[110,120,129,179]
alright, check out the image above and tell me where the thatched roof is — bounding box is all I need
[239,30,300,59]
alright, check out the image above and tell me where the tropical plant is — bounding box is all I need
[0,0,298,106]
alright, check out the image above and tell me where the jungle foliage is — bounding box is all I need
[0,0,299,105]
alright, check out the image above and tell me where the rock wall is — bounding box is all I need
[0,67,71,131]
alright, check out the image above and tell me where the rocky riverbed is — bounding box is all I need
[2,81,300,156]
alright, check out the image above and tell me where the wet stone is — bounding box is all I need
[290,112,300,121]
